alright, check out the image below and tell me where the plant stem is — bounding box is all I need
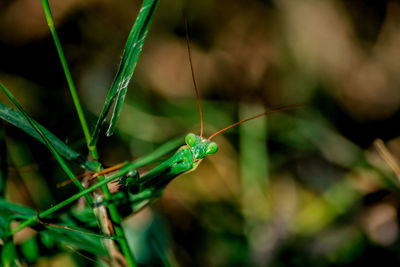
[0,82,92,205]
[92,160,137,266]
[41,0,92,147]
[8,164,131,236]
[40,1,143,265]
[9,162,138,266]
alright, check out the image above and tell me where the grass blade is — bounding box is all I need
[41,0,92,147]
[90,0,159,145]
[0,103,95,171]
[41,229,107,256]
[8,162,136,236]
[0,127,7,197]
[0,199,113,242]
[0,82,92,204]
[0,199,36,218]
[1,239,18,267]
[0,208,13,239]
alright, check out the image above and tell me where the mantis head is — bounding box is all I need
[183,103,303,161]
[185,133,218,160]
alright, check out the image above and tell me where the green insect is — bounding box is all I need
[106,28,305,211]
[0,3,305,266]
[113,133,219,213]
[128,133,218,193]
[107,105,302,215]
[62,30,304,213]
[52,17,304,213]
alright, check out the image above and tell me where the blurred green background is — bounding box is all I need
[2,0,400,266]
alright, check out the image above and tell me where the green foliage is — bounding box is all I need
[0,0,161,263]
[1,0,400,266]
[1,240,18,267]
[0,199,36,218]
[0,208,13,239]
[91,0,160,145]
[0,82,93,206]
[0,102,94,170]
[0,127,6,197]
[20,237,39,263]
[41,0,92,145]
[40,229,107,256]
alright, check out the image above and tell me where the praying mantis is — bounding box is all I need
[62,103,304,215]
[54,26,305,215]
[51,18,305,215]
[0,1,304,265]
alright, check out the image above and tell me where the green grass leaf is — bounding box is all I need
[0,127,7,197]
[0,199,36,218]
[0,198,113,251]
[20,237,39,263]
[0,205,18,265]
[41,0,92,147]
[0,208,13,239]
[1,239,18,267]
[0,103,95,171]
[0,102,95,171]
[41,228,107,256]
[0,82,93,203]
[90,0,159,145]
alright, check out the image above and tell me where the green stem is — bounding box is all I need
[93,160,137,266]
[40,1,138,265]
[10,163,138,266]
[8,163,133,236]
[109,203,137,267]
[0,82,92,205]
[41,0,91,146]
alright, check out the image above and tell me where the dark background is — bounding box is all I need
[1,0,400,266]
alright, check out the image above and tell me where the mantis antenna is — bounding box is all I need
[208,103,306,140]
[184,18,305,140]
[185,17,204,137]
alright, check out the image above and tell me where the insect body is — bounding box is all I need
[59,17,305,213]
[111,133,218,213]
[112,101,303,214]
[138,133,217,190]
[110,20,305,209]
[69,101,303,216]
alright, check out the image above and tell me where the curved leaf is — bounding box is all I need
[90,0,160,145]
[0,126,7,197]
[41,229,107,256]
[0,199,36,218]
[0,208,13,239]
[0,103,95,171]
[1,240,18,267]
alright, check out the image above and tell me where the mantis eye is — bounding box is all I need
[185,133,196,147]
[206,142,218,154]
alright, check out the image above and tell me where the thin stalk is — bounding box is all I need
[40,1,140,265]
[8,163,134,236]
[40,0,93,153]
[10,163,137,266]
[92,160,137,266]
[0,82,92,205]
